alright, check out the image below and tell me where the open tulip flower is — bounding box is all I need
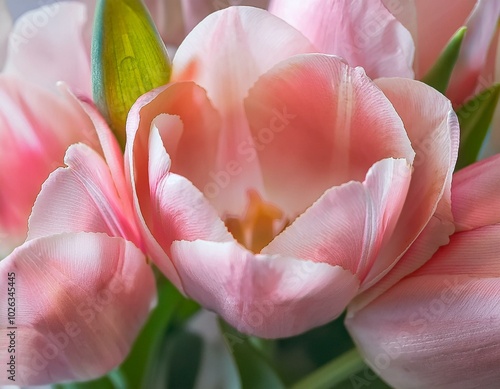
[0,93,156,385]
[126,6,459,338]
[346,154,500,389]
[0,1,101,255]
[0,77,99,256]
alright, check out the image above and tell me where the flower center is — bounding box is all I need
[225,190,288,253]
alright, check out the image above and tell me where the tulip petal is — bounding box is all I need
[0,76,97,253]
[264,158,411,285]
[28,144,140,246]
[172,6,314,111]
[147,126,233,258]
[3,2,92,96]
[269,0,414,79]
[384,0,477,79]
[346,224,500,389]
[0,232,155,385]
[451,154,500,231]
[70,91,131,210]
[144,0,185,46]
[125,82,232,286]
[357,78,459,303]
[171,240,360,338]
[244,54,414,216]
[181,0,270,32]
[126,82,222,206]
[172,7,315,214]
[447,0,500,105]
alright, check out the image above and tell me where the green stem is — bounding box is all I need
[290,348,366,389]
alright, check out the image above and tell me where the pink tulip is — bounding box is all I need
[0,94,155,385]
[346,154,500,389]
[270,0,500,106]
[0,76,98,256]
[381,0,500,106]
[268,0,415,79]
[125,7,459,338]
[2,1,94,98]
[0,2,99,255]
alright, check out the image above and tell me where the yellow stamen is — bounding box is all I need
[225,190,286,253]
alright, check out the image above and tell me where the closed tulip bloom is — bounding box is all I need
[125,7,458,338]
[380,0,500,105]
[346,154,500,389]
[269,0,500,106]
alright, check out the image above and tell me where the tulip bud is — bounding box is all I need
[91,0,171,148]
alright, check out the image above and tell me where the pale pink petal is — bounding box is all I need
[171,7,315,214]
[269,0,414,78]
[264,159,411,286]
[412,225,500,277]
[181,0,270,32]
[68,91,131,211]
[126,82,222,205]
[0,76,97,253]
[244,54,414,216]
[28,144,140,246]
[126,85,228,287]
[0,0,11,69]
[447,0,500,105]
[147,127,233,258]
[3,2,92,97]
[171,240,360,338]
[172,7,314,111]
[358,78,459,301]
[144,0,186,46]
[385,0,477,78]
[0,232,155,385]
[346,225,500,389]
[451,154,500,231]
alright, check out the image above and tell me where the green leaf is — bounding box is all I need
[456,83,500,170]
[92,0,171,148]
[421,27,466,93]
[117,280,183,388]
[219,320,286,389]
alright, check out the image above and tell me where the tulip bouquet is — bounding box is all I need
[1,0,500,388]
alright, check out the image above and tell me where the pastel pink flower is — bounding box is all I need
[346,154,500,389]
[0,96,155,385]
[269,0,500,106]
[268,0,415,79]
[0,76,98,256]
[2,1,94,98]
[126,7,459,338]
[381,0,500,105]
[0,2,99,255]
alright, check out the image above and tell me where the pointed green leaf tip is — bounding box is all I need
[92,0,171,148]
[421,27,467,94]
